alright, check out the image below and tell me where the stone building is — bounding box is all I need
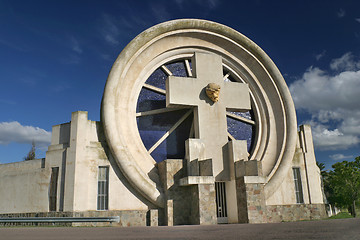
[0,19,326,226]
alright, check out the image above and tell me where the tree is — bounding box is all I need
[24,141,36,161]
[317,161,331,204]
[316,162,326,174]
[328,157,360,217]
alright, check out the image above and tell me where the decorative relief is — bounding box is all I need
[205,83,221,102]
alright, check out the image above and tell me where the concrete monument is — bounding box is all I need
[0,19,326,226]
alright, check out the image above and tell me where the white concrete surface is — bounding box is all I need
[101,19,298,207]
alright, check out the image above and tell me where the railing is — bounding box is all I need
[0,216,120,223]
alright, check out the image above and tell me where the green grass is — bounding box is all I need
[328,212,354,219]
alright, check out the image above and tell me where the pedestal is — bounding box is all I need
[180,176,217,225]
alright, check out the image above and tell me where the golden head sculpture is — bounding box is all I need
[205,83,221,102]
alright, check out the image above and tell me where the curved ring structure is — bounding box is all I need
[101,19,297,207]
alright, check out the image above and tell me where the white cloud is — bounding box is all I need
[355,18,360,23]
[309,121,359,150]
[60,54,81,65]
[315,50,326,61]
[50,81,71,92]
[203,0,219,9]
[70,36,82,54]
[0,122,51,147]
[0,38,28,52]
[100,14,120,46]
[337,8,346,18]
[290,52,360,150]
[175,0,219,11]
[290,68,360,112]
[329,153,354,161]
[101,54,112,61]
[151,4,171,22]
[98,12,148,46]
[330,52,360,71]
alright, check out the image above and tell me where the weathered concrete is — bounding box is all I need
[157,159,190,226]
[101,19,299,207]
[0,111,148,216]
[166,52,251,181]
[0,19,326,226]
[0,159,50,214]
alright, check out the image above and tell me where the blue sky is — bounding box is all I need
[0,0,359,170]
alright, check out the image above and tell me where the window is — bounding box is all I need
[97,166,109,210]
[292,167,304,204]
[49,167,59,211]
[136,58,255,163]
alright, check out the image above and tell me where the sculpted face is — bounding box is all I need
[206,83,221,102]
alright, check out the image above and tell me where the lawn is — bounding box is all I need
[328,212,357,219]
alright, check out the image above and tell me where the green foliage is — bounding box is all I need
[317,161,331,204]
[24,141,36,161]
[327,157,360,217]
[317,161,326,172]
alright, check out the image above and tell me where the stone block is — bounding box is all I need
[189,184,217,225]
[185,139,205,176]
[157,159,183,190]
[235,160,262,178]
[235,177,267,223]
[147,209,158,226]
[228,140,248,180]
[235,161,245,178]
[228,140,248,162]
[166,200,173,226]
[179,176,215,186]
[189,159,199,176]
[199,159,213,176]
[266,204,327,223]
[157,159,191,226]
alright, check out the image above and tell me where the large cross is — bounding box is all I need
[166,52,251,180]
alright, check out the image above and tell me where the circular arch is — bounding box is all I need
[101,19,297,207]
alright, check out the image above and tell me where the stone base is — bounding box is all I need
[236,177,267,223]
[157,159,191,226]
[189,183,217,225]
[266,204,327,223]
[146,209,159,226]
[157,160,217,226]
[0,210,148,227]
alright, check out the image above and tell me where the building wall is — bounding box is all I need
[51,111,148,212]
[0,112,325,224]
[0,210,149,227]
[265,125,324,206]
[266,204,326,222]
[0,111,148,215]
[0,159,50,214]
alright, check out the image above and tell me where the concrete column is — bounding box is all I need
[147,209,159,226]
[228,140,267,223]
[189,183,217,225]
[157,159,189,226]
[63,111,89,212]
[236,176,267,223]
[299,125,324,204]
